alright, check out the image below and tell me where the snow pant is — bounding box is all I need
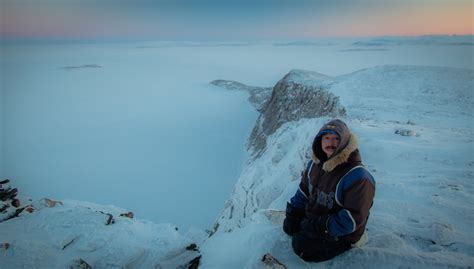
[291,232,351,262]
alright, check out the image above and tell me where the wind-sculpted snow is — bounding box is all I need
[330,65,474,126]
[205,65,474,268]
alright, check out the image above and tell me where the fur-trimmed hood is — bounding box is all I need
[312,132,359,172]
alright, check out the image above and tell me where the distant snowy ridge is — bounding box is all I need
[273,41,337,46]
[203,65,474,268]
[210,80,272,112]
[352,35,474,47]
[135,41,260,48]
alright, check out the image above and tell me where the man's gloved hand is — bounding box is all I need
[300,214,331,239]
[283,202,305,236]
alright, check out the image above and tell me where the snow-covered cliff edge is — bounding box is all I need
[210,69,346,234]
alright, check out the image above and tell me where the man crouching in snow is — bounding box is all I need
[283,119,375,262]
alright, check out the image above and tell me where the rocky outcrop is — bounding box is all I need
[211,70,346,159]
[209,69,346,234]
[247,69,346,158]
[210,80,272,112]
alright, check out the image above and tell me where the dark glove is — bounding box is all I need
[300,214,331,239]
[283,202,305,236]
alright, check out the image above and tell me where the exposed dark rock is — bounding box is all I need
[62,237,77,250]
[261,253,287,268]
[185,243,199,252]
[70,258,92,269]
[211,70,346,158]
[119,211,134,219]
[395,129,419,137]
[1,179,33,223]
[247,69,346,158]
[187,255,201,269]
[60,64,102,71]
[92,210,116,225]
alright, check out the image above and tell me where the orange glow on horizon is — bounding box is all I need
[301,3,473,38]
[1,1,472,40]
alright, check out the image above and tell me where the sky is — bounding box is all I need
[0,0,473,42]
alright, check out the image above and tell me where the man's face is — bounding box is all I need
[321,133,340,158]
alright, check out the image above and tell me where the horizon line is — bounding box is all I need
[2,33,473,45]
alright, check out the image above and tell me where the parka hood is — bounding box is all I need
[311,119,359,172]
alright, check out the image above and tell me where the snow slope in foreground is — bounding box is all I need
[0,199,207,268]
[1,65,473,268]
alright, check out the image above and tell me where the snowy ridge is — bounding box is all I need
[204,65,474,268]
[135,41,260,48]
[352,35,474,47]
[273,41,338,47]
[279,69,333,86]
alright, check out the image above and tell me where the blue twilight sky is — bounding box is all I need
[0,0,473,42]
